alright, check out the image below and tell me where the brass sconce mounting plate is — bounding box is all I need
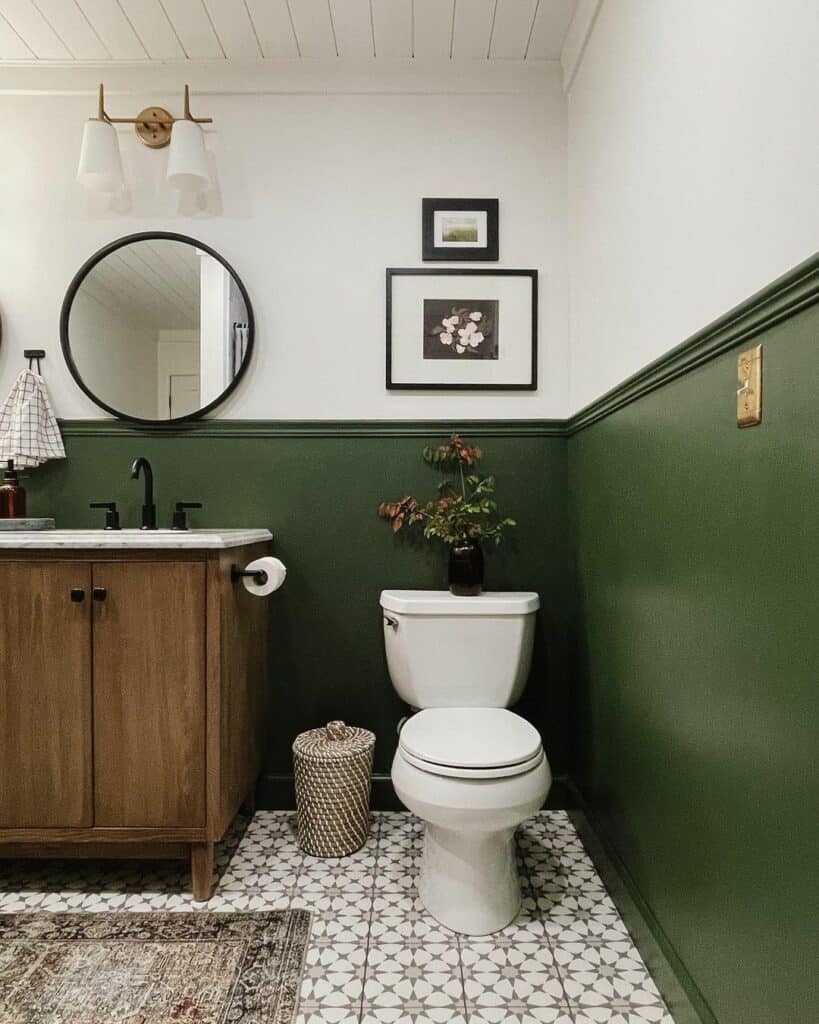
[134,108,173,148]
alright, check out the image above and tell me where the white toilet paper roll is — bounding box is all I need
[242,556,286,596]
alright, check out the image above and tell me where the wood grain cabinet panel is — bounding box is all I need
[0,561,92,827]
[92,562,206,828]
[0,542,269,899]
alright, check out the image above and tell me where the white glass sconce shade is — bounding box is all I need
[167,119,210,190]
[77,119,124,192]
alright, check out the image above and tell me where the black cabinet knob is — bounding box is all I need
[70,588,85,603]
[92,587,107,602]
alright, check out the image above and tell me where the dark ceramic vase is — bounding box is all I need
[448,540,484,596]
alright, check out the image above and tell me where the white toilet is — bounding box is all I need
[380,589,551,935]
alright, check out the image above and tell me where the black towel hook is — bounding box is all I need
[24,349,45,374]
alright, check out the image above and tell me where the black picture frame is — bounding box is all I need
[59,231,254,427]
[422,198,499,261]
[386,268,537,391]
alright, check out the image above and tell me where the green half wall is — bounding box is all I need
[567,255,819,1024]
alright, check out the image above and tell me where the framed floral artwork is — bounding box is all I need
[422,198,499,261]
[386,268,537,390]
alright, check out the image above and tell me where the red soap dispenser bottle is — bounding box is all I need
[0,460,26,518]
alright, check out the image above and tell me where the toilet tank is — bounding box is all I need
[380,590,539,709]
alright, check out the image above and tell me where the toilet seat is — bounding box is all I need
[399,746,544,780]
[398,707,544,780]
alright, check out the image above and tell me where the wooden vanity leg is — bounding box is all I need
[191,842,214,901]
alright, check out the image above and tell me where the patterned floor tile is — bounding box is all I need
[534,887,617,921]
[302,845,379,875]
[310,911,373,944]
[376,845,423,872]
[373,865,420,891]
[363,943,464,1009]
[462,942,565,1011]
[555,941,672,1022]
[292,887,375,915]
[0,810,676,1024]
[369,893,461,944]
[486,890,549,944]
[300,940,367,1009]
[571,1010,674,1024]
[297,1010,361,1024]
[467,1008,574,1023]
[542,907,631,946]
[297,866,375,893]
[362,1010,467,1024]
[376,814,424,849]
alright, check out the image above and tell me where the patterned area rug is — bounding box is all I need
[0,911,311,1024]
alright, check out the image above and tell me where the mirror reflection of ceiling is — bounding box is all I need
[66,237,250,423]
[80,239,200,334]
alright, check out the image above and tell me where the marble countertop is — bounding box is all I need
[0,528,272,550]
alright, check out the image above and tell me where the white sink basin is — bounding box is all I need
[0,528,272,549]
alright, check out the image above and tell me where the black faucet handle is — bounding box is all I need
[172,501,202,531]
[89,501,120,531]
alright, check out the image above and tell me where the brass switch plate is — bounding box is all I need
[737,344,762,427]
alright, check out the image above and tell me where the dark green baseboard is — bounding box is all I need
[566,786,715,1024]
[256,772,578,812]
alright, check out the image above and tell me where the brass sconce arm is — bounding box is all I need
[95,83,213,148]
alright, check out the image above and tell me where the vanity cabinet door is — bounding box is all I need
[0,561,93,827]
[92,561,206,828]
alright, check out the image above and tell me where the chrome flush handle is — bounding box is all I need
[383,615,399,630]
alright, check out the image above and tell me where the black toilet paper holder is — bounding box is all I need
[230,564,269,586]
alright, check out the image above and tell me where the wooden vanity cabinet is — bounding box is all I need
[0,542,269,900]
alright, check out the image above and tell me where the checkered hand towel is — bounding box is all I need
[0,368,65,468]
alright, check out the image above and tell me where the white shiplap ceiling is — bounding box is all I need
[0,1,578,63]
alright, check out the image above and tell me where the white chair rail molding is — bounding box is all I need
[77,84,212,194]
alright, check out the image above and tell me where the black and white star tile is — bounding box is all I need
[0,810,674,1024]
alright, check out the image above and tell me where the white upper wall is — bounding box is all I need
[0,63,568,420]
[566,0,819,413]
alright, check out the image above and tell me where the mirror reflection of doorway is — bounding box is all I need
[169,374,200,419]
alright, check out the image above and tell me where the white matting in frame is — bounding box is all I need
[386,269,537,390]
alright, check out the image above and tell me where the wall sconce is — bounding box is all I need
[77,84,214,193]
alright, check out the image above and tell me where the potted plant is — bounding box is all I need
[378,435,515,596]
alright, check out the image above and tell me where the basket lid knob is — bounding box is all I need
[325,720,349,741]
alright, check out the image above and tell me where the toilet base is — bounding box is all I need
[419,823,521,935]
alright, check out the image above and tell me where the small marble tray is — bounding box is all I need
[0,517,55,531]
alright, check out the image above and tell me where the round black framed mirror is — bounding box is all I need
[60,232,254,425]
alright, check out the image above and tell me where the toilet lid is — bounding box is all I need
[399,708,543,771]
[400,745,544,780]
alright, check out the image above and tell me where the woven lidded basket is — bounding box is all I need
[293,721,375,857]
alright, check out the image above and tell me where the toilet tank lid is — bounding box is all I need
[380,589,539,616]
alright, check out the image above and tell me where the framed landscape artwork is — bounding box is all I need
[386,268,537,390]
[422,198,499,261]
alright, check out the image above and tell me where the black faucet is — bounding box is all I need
[130,457,157,530]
